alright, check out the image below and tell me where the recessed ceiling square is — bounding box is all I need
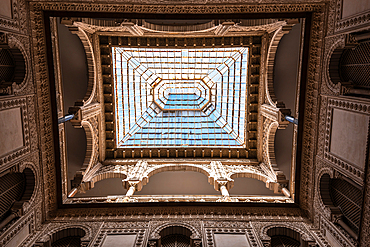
[112,47,248,148]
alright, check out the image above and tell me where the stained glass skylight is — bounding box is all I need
[112,47,248,148]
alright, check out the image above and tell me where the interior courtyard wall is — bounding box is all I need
[0,0,369,246]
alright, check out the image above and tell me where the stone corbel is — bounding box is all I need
[215,180,238,202]
[261,103,290,129]
[123,161,148,192]
[69,102,100,128]
[214,21,235,36]
[120,21,144,36]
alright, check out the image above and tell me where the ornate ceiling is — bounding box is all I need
[53,17,301,204]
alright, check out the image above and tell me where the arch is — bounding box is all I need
[80,118,99,179]
[0,35,31,95]
[265,22,296,107]
[319,173,334,208]
[339,41,370,88]
[324,36,346,94]
[0,162,39,229]
[266,121,279,180]
[37,224,91,246]
[0,172,25,221]
[150,222,201,240]
[142,163,212,188]
[330,176,362,236]
[160,226,192,247]
[261,224,315,247]
[64,24,97,106]
[89,171,127,190]
[317,170,362,238]
[262,119,286,185]
[19,162,40,214]
[230,171,271,184]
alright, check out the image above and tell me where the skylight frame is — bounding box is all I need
[101,35,260,160]
[112,46,249,149]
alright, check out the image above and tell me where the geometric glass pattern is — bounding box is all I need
[112,47,248,148]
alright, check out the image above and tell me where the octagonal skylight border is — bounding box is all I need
[112,47,248,148]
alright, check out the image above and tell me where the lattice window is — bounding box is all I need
[161,234,191,247]
[0,49,15,83]
[0,173,25,221]
[340,41,370,87]
[271,235,300,247]
[51,236,81,247]
[330,178,363,235]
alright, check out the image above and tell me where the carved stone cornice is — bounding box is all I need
[299,10,326,220]
[50,206,303,220]
[28,0,326,216]
[0,0,28,34]
[0,210,36,247]
[333,0,370,34]
[322,96,370,185]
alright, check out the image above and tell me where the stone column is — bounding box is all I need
[218,181,230,197]
[123,181,139,202]
[216,180,234,202]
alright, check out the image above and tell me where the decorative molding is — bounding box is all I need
[323,96,370,185]
[203,222,256,247]
[34,222,101,246]
[28,0,325,218]
[319,215,356,247]
[299,10,326,220]
[149,221,201,240]
[322,34,345,95]
[30,3,324,14]
[0,0,28,34]
[0,96,31,168]
[253,221,317,246]
[0,210,35,247]
[51,206,303,220]
[334,0,370,34]
[29,4,58,216]
[93,227,146,247]
[314,156,335,222]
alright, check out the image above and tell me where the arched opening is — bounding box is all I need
[20,168,36,202]
[0,172,25,222]
[229,177,276,196]
[319,173,362,239]
[340,41,370,89]
[267,227,303,247]
[271,235,300,247]
[76,177,127,197]
[319,174,333,207]
[0,45,26,95]
[330,177,362,236]
[0,168,36,229]
[135,171,218,196]
[159,226,192,247]
[50,228,86,247]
